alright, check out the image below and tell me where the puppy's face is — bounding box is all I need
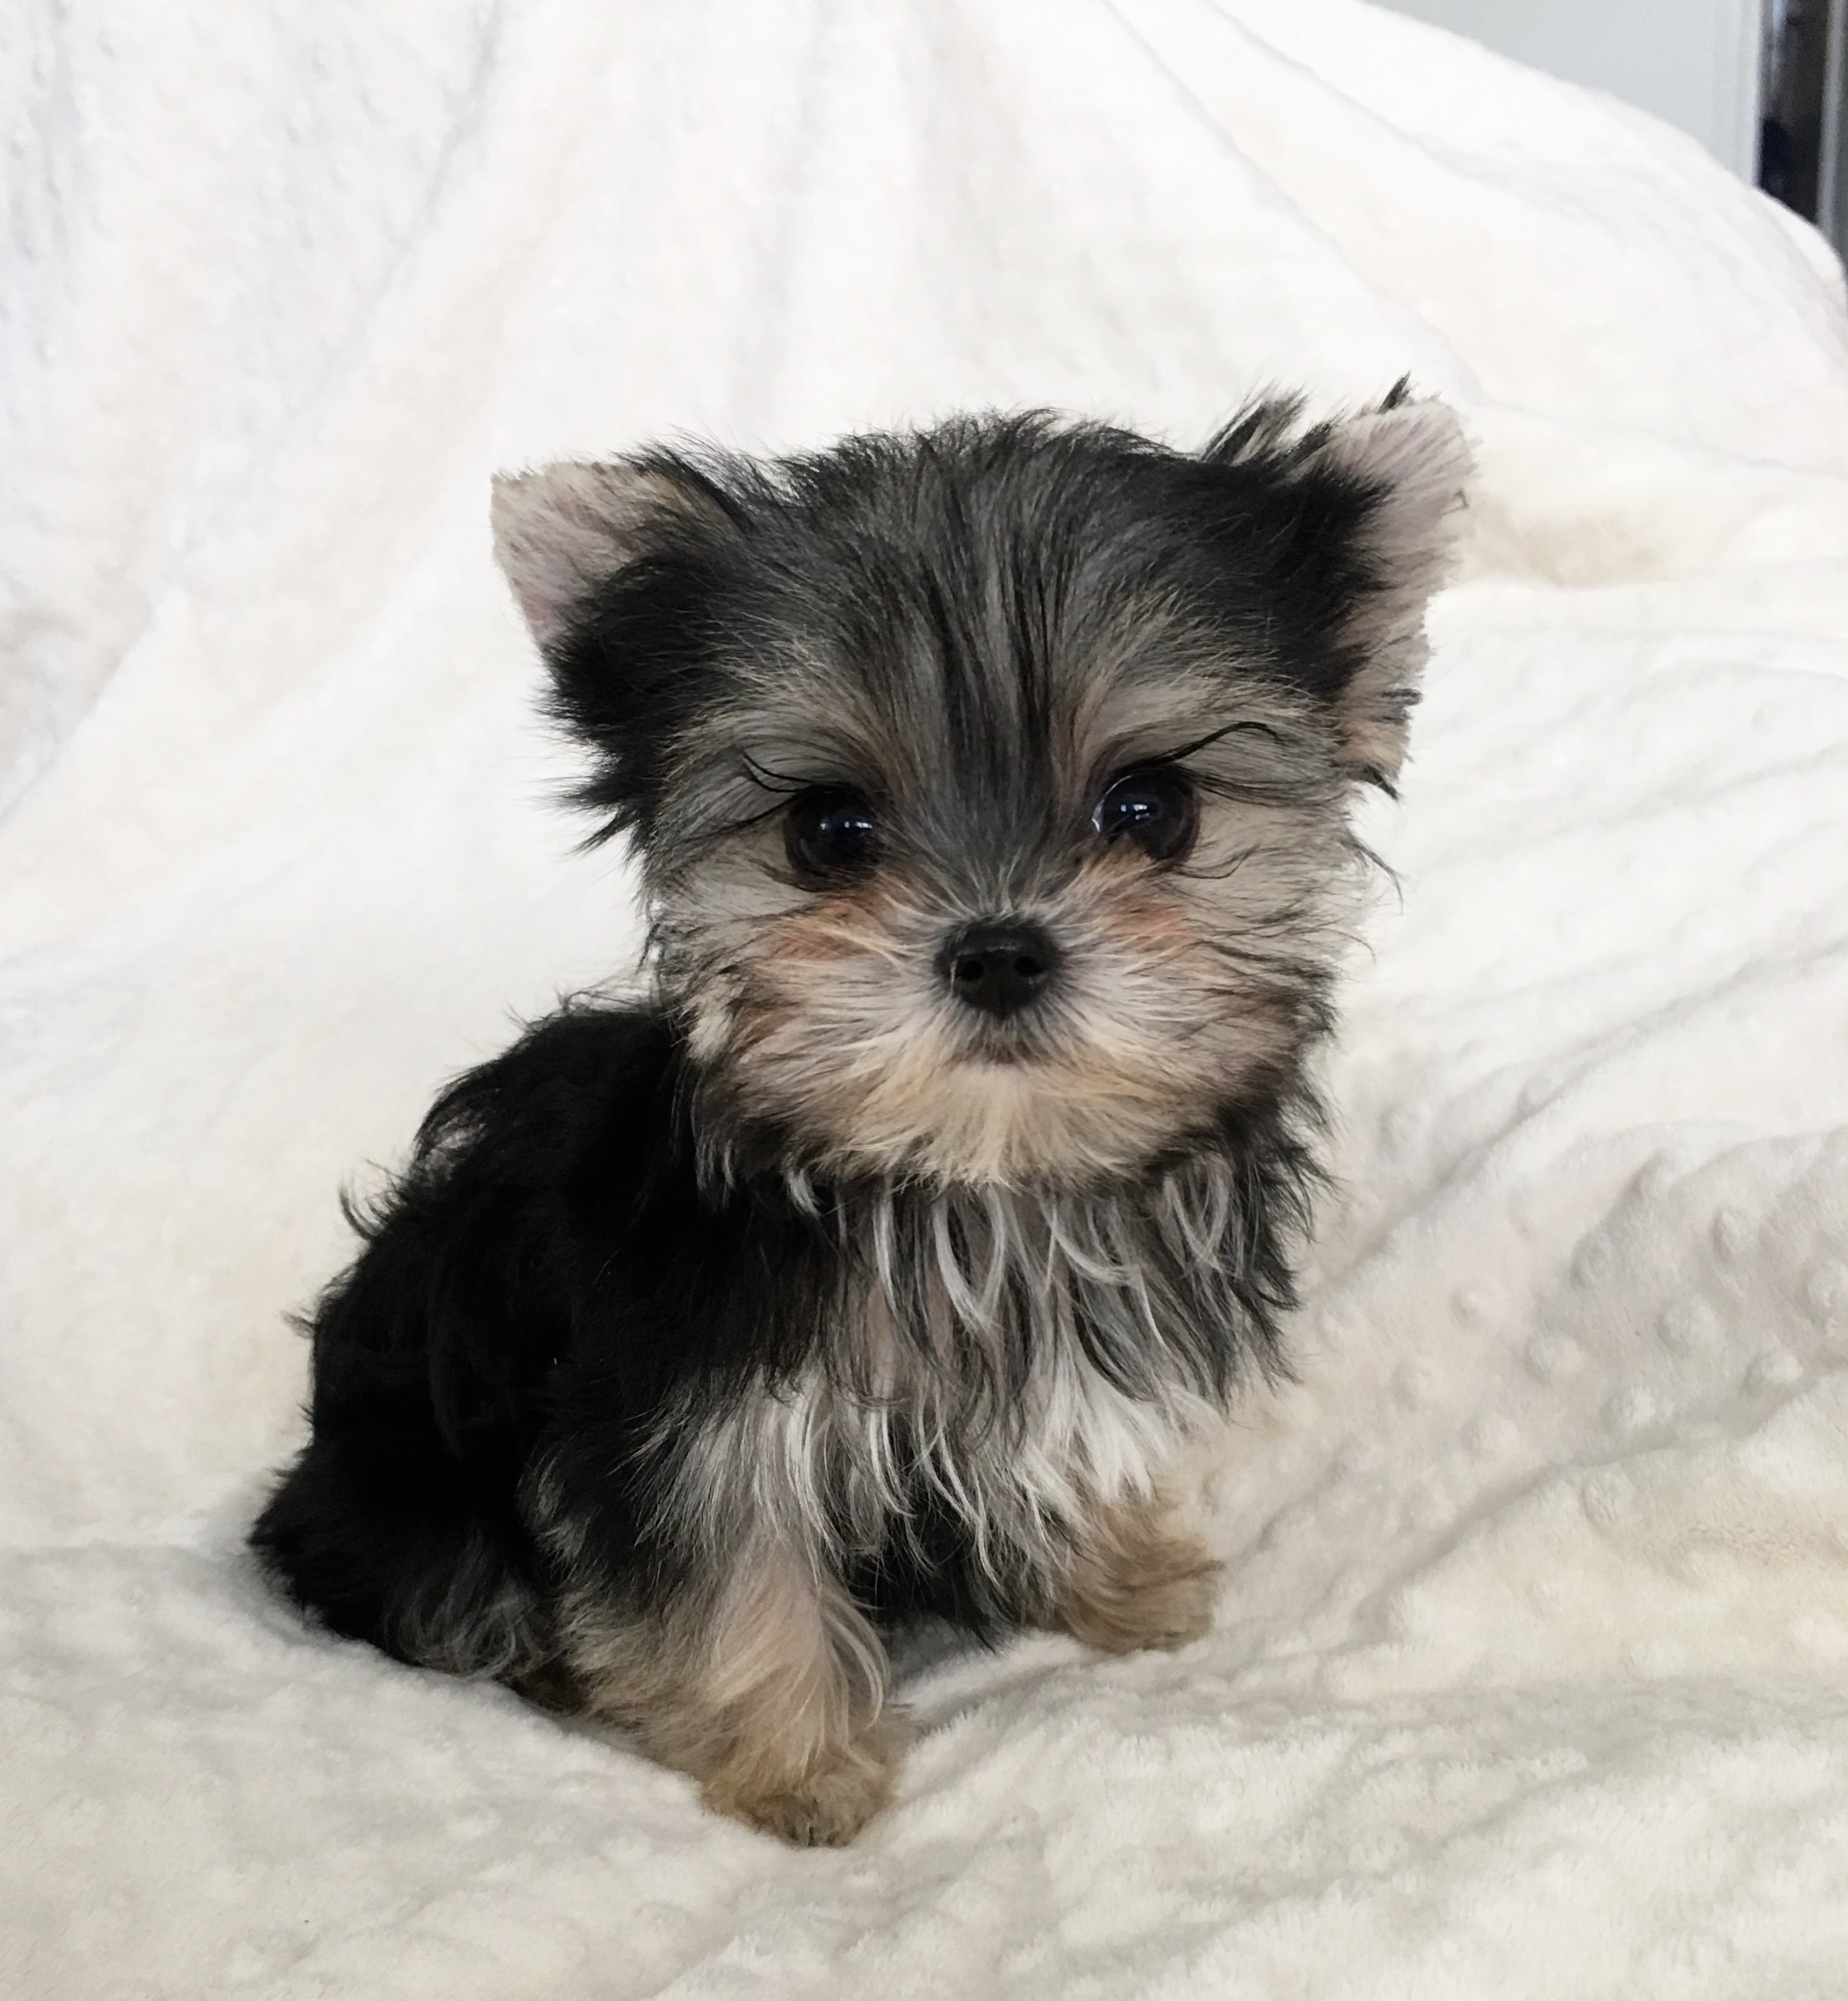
[493,402,1466,1188]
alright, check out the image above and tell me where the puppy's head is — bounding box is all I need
[493,396,1467,1190]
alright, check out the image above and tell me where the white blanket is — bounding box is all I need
[6,1,1848,1992]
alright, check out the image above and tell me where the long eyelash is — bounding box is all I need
[1141,719,1283,768]
[738,751,814,794]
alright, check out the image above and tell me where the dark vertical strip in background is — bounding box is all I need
[1760,0,1848,254]
[1821,0,1847,252]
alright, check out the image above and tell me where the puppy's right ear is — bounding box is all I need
[490,460,730,651]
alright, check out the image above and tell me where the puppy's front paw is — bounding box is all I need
[703,1728,896,1846]
[1081,1555,1220,1653]
[1055,1514,1221,1655]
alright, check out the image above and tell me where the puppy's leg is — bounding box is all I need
[253,1410,554,1685]
[1048,1492,1220,1655]
[565,1547,895,1846]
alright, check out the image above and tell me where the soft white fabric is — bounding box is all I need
[6,1,1848,1993]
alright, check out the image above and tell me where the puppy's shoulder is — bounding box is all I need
[411,998,686,1192]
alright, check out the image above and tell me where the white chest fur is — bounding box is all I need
[671,1166,1254,1589]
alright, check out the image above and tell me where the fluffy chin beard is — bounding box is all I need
[679,939,1297,1191]
[709,1047,1216,1192]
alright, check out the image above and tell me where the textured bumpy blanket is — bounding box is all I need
[6,1,1848,1993]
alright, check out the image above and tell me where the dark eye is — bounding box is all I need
[1092,767,1197,861]
[785,787,880,884]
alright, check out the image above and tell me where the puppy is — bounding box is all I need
[252,391,1467,1844]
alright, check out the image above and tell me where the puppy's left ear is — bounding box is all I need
[1209,389,1471,790]
[491,459,729,651]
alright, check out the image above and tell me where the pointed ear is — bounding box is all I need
[1305,394,1470,787]
[490,460,729,651]
[1208,390,1470,788]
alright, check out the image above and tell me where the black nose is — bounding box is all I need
[940,920,1061,1019]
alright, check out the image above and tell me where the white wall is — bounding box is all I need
[1375,0,1765,177]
